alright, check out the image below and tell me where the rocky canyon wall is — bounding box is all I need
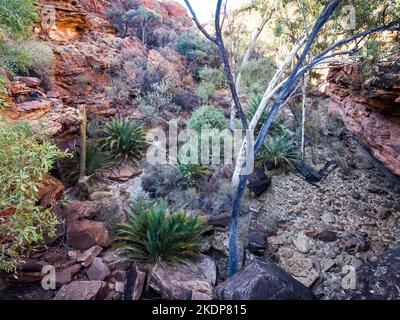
[326,61,400,176]
[0,0,192,144]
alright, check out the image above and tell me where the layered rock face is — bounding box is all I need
[326,61,400,176]
[2,75,80,144]
[1,0,192,141]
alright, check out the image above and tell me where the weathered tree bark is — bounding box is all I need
[78,105,87,182]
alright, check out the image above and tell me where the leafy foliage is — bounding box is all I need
[274,0,399,61]
[196,67,226,103]
[257,134,299,171]
[0,120,64,272]
[0,73,8,109]
[137,78,180,121]
[196,82,215,104]
[198,66,227,89]
[142,164,188,198]
[177,162,210,185]
[20,40,55,88]
[107,55,167,104]
[101,117,148,164]
[175,30,220,74]
[0,0,38,39]
[188,105,228,132]
[107,0,162,45]
[152,27,177,47]
[240,58,274,93]
[114,199,206,265]
[0,42,32,74]
[63,143,114,184]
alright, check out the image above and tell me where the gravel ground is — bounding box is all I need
[250,127,400,298]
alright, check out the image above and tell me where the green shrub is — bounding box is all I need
[0,0,38,39]
[63,142,114,184]
[20,40,54,83]
[137,78,180,121]
[107,0,162,44]
[0,73,8,109]
[0,42,32,74]
[257,134,299,171]
[107,56,166,104]
[198,66,226,89]
[142,164,188,197]
[188,105,228,132]
[240,58,274,93]
[114,199,206,265]
[101,117,148,164]
[177,162,210,186]
[175,30,219,74]
[196,82,215,103]
[152,27,176,47]
[0,120,64,272]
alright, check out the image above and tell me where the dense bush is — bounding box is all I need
[0,120,64,272]
[177,162,210,186]
[198,66,227,89]
[107,55,167,104]
[196,82,215,104]
[142,164,187,197]
[240,58,274,93]
[0,73,8,109]
[0,42,32,74]
[107,0,162,45]
[137,78,180,121]
[21,40,54,79]
[152,27,177,47]
[0,0,38,38]
[101,117,148,164]
[175,30,219,74]
[114,199,206,265]
[188,105,228,132]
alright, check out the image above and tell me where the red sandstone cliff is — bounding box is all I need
[0,0,192,142]
[326,61,400,176]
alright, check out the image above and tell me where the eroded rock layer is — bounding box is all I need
[326,61,400,176]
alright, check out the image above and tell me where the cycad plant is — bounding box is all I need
[63,142,113,184]
[114,199,206,265]
[177,161,210,185]
[257,134,299,171]
[101,116,148,164]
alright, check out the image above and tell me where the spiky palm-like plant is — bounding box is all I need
[63,142,114,184]
[257,135,299,171]
[114,199,206,265]
[177,162,210,184]
[101,117,148,164]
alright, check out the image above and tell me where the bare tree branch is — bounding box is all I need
[183,0,217,43]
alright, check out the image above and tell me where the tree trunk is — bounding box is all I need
[232,37,306,187]
[301,75,307,159]
[78,105,87,182]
